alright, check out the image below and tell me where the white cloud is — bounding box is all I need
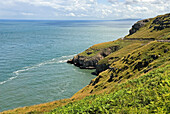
[67,13,76,17]
[0,0,169,19]
[21,12,34,16]
[108,0,170,19]
[102,9,112,16]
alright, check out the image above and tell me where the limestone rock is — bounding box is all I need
[129,19,151,35]
[67,46,119,70]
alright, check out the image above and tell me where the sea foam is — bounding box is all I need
[13,54,76,75]
[0,76,18,85]
[0,54,76,85]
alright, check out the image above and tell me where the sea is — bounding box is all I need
[0,20,137,112]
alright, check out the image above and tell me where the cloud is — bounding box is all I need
[108,0,170,19]
[0,0,169,19]
[66,13,76,17]
[21,12,34,16]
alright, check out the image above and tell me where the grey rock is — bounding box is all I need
[68,46,119,70]
[129,19,151,35]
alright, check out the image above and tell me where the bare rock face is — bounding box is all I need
[129,19,151,35]
[68,46,119,69]
[72,54,102,69]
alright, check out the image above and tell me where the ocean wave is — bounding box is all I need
[0,76,18,85]
[13,54,76,76]
[61,54,76,59]
[0,54,76,85]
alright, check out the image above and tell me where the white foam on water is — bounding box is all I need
[0,76,18,85]
[13,54,76,76]
[58,60,68,63]
[61,54,76,59]
[1,54,76,85]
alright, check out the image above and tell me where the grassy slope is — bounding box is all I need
[125,13,170,39]
[77,38,146,57]
[98,40,149,65]
[72,41,170,99]
[52,65,170,114]
[78,41,116,57]
[78,39,121,57]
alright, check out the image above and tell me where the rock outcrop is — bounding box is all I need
[129,18,151,35]
[67,46,119,69]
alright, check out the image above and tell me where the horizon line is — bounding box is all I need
[0,18,141,21]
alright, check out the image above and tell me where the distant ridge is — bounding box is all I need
[113,18,141,21]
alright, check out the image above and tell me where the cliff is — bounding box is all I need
[125,13,170,39]
[67,41,120,74]
[67,42,119,69]
[1,13,170,114]
[128,18,151,35]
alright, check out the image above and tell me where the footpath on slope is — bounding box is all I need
[123,37,170,42]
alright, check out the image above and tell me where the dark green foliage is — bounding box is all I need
[51,65,170,114]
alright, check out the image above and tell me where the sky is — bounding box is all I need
[0,0,169,20]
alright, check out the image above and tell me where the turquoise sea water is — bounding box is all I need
[0,20,136,112]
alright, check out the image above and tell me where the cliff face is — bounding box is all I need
[129,18,151,35]
[67,42,119,70]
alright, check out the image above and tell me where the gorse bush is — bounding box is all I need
[51,65,170,114]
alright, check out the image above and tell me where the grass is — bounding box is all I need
[78,38,137,57]
[78,40,120,57]
[98,40,149,65]
[126,13,170,39]
[73,41,170,98]
[51,65,170,114]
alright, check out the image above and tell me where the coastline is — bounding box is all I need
[1,13,170,113]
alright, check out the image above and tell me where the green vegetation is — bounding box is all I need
[78,40,120,57]
[77,41,169,96]
[78,39,149,58]
[126,13,170,39]
[98,40,149,65]
[51,65,170,114]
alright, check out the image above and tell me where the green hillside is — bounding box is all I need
[125,13,170,39]
[52,65,170,114]
[72,41,169,98]
[57,13,170,114]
